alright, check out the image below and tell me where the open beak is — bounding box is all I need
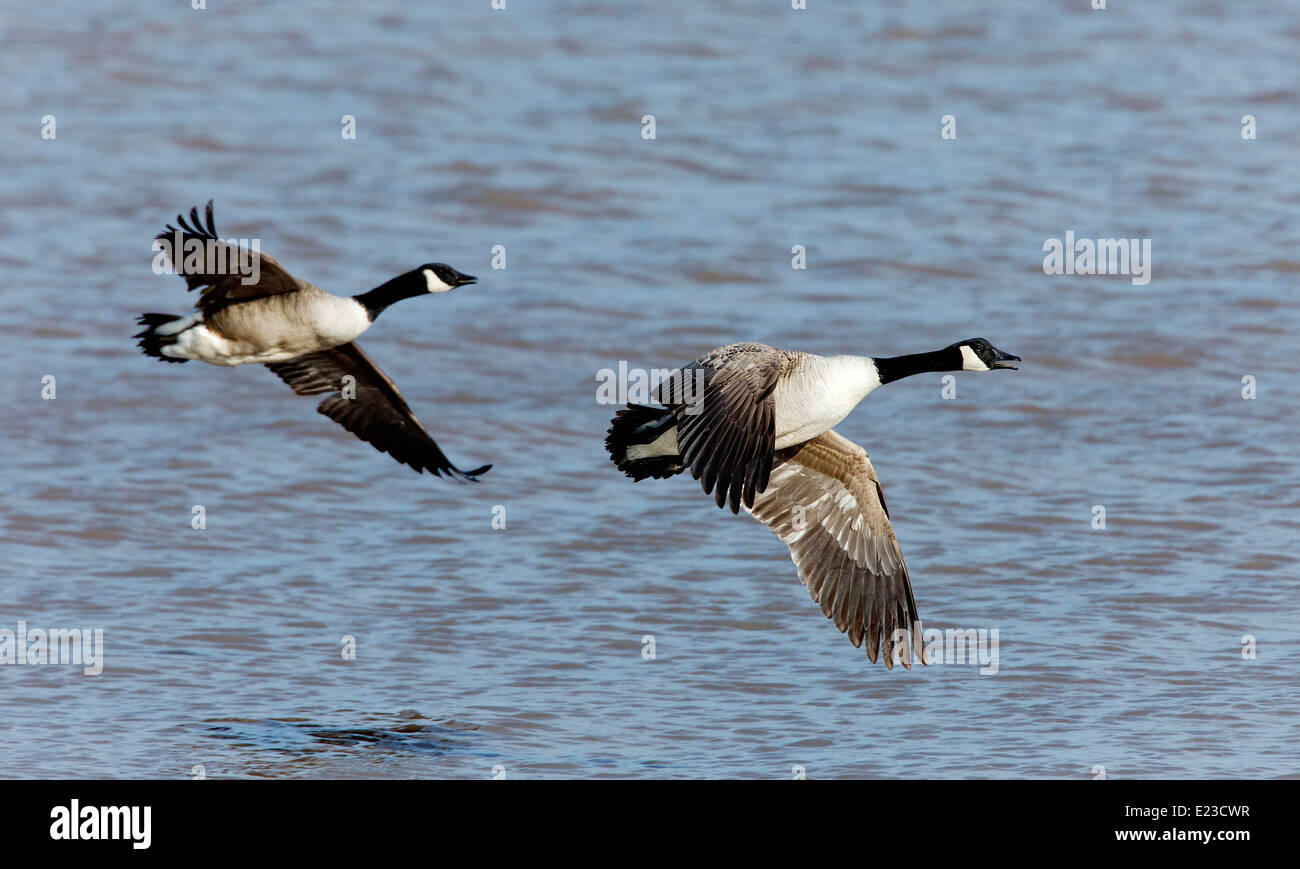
[455,274,478,287]
[990,348,1020,370]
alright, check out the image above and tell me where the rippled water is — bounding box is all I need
[2,1,1298,778]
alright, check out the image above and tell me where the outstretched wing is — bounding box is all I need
[265,342,490,480]
[745,429,926,669]
[657,344,784,514]
[155,200,302,316]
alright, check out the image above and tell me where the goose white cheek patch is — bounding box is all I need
[959,345,990,371]
[423,269,455,293]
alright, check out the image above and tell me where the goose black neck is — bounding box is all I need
[871,347,959,385]
[353,274,423,321]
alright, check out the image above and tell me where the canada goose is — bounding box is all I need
[135,202,490,480]
[605,338,1020,667]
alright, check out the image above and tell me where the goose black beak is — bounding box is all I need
[990,349,1020,370]
[455,274,478,287]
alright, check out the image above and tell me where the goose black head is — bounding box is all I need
[950,338,1020,371]
[419,263,477,294]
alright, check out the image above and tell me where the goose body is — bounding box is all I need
[167,289,373,366]
[623,352,876,460]
[606,338,1020,667]
[135,202,490,480]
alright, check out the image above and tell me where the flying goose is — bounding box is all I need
[605,338,1020,668]
[135,202,490,480]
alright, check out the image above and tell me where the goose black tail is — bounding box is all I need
[605,404,685,481]
[134,313,189,363]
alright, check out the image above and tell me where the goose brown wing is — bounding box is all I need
[155,200,303,316]
[745,429,925,669]
[657,344,784,514]
[265,342,490,480]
